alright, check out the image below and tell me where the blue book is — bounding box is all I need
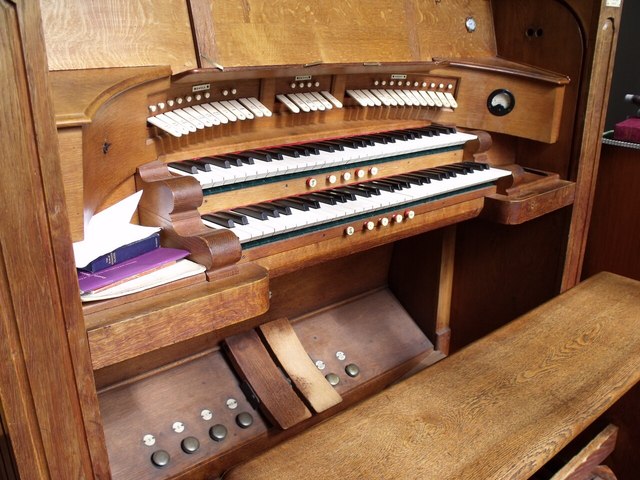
[78,232,161,272]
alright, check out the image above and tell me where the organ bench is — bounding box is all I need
[227,272,640,480]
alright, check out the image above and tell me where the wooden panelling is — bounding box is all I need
[0,1,107,477]
[39,0,197,72]
[190,0,496,68]
[583,144,640,282]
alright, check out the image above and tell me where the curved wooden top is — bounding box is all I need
[226,272,640,480]
[50,66,170,127]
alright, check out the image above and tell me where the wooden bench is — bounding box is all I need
[226,272,640,479]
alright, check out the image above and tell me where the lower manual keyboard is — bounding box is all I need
[202,162,510,246]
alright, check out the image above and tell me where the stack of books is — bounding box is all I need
[73,192,205,302]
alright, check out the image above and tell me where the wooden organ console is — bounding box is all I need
[1,1,638,479]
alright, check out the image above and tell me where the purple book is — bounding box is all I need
[77,247,189,293]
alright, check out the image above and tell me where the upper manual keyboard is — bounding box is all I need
[167,125,476,190]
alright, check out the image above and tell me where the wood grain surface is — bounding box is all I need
[226,272,640,480]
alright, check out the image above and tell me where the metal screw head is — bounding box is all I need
[226,398,238,410]
[315,360,326,370]
[336,351,346,361]
[143,434,156,446]
[465,17,477,33]
[325,373,340,386]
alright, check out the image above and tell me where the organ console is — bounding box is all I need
[1,1,637,479]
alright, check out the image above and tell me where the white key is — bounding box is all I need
[211,101,238,121]
[163,111,197,133]
[288,94,312,112]
[220,100,246,120]
[302,92,325,111]
[408,90,428,107]
[294,93,318,111]
[346,90,370,107]
[311,91,333,110]
[396,90,415,106]
[359,89,381,107]
[173,109,206,129]
[370,89,393,106]
[418,91,436,107]
[183,106,215,127]
[229,99,255,119]
[147,115,183,137]
[436,91,451,108]
[427,91,443,107]
[201,103,229,124]
[444,92,458,109]
[277,94,301,113]
[321,91,343,108]
[191,105,221,125]
[239,98,264,117]
[247,97,273,117]
[385,89,405,106]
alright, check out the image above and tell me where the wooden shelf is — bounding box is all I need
[85,262,269,370]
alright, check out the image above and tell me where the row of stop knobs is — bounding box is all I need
[306,166,379,188]
[345,209,416,236]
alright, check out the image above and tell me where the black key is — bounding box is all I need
[272,199,310,212]
[461,161,489,171]
[304,193,337,205]
[270,147,299,158]
[262,149,284,160]
[374,179,404,191]
[445,164,473,175]
[234,207,270,221]
[338,186,372,198]
[430,124,456,134]
[385,131,411,141]
[396,174,425,185]
[215,211,249,225]
[319,141,344,151]
[431,167,456,178]
[354,184,381,196]
[202,214,234,228]
[403,173,431,184]
[169,162,199,174]
[350,136,376,147]
[183,160,212,172]
[289,197,321,209]
[217,155,244,167]
[367,181,396,192]
[324,139,359,150]
[227,153,255,165]
[252,203,284,217]
[200,157,232,169]
[306,142,335,153]
[415,170,444,181]
[284,145,312,156]
[323,190,352,203]
[257,202,292,215]
[414,127,436,137]
[241,150,273,162]
[368,134,394,144]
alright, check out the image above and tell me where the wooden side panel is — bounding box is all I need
[39,0,197,72]
[583,144,640,282]
[190,0,496,68]
[562,4,622,290]
[0,1,108,478]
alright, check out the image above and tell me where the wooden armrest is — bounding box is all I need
[226,272,640,480]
